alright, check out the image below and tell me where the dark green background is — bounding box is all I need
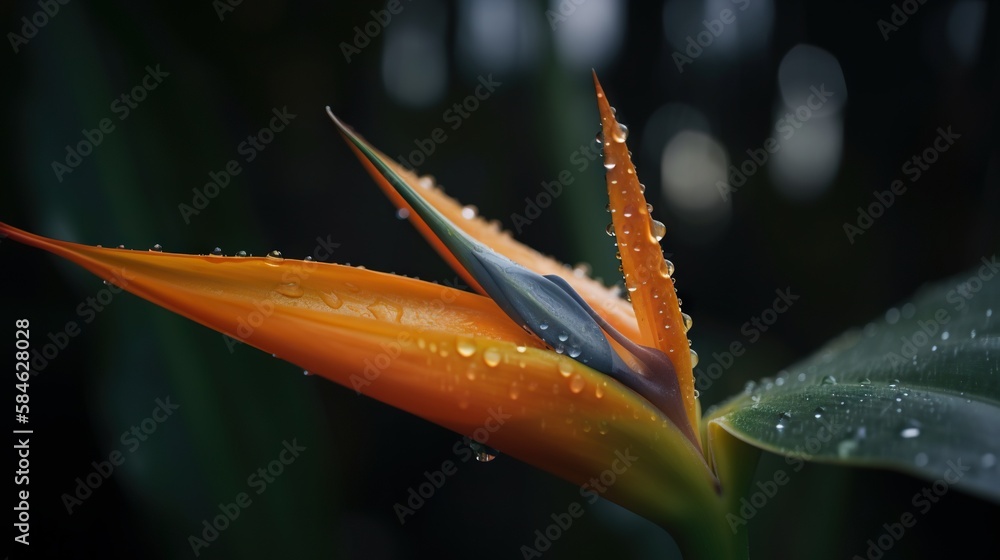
[2,1,997,559]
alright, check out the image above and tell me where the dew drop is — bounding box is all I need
[860,378,872,386]
[557,332,569,342]
[813,406,826,419]
[941,331,950,340]
[302,370,312,376]
[821,375,838,385]
[320,291,343,310]
[266,250,283,261]
[236,250,248,257]
[664,259,675,277]
[594,131,604,146]
[651,219,666,242]
[483,348,502,367]
[117,244,125,249]
[461,205,477,220]
[509,381,520,400]
[150,244,163,252]
[612,123,628,143]
[681,312,693,332]
[457,338,476,358]
[597,420,609,435]
[603,161,617,170]
[776,411,791,430]
[515,344,527,353]
[605,222,615,237]
[558,360,574,378]
[569,374,585,394]
[274,282,304,298]
[595,382,606,399]
[538,322,549,331]
[470,442,498,463]
[689,349,699,367]
[211,247,223,256]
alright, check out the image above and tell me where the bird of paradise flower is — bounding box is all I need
[9,72,997,559]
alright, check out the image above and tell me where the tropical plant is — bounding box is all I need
[3,75,997,559]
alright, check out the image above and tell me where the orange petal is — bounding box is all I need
[592,73,699,438]
[336,120,641,342]
[0,221,721,546]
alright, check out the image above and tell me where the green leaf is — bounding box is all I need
[707,259,1000,503]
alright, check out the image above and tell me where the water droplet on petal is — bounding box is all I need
[211,247,223,256]
[569,374,585,394]
[150,244,163,252]
[603,161,617,170]
[320,291,343,309]
[605,222,615,237]
[813,406,826,419]
[461,205,477,220]
[681,312,693,332]
[266,250,283,262]
[664,259,675,277]
[651,220,666,242]
[558,360,574,378]
[509,381,520,400]
[303,370,312,376]
[689,349,699,367]
[821,375,838,385]
[597,420,609,435]
[274,282,304,298]
[483,348,502,367]
[236,250,248,257]
[470,442,498,463]
[457,338,476,358]
[612,123,628,143]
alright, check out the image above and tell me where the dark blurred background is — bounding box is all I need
[2,1,998,559]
